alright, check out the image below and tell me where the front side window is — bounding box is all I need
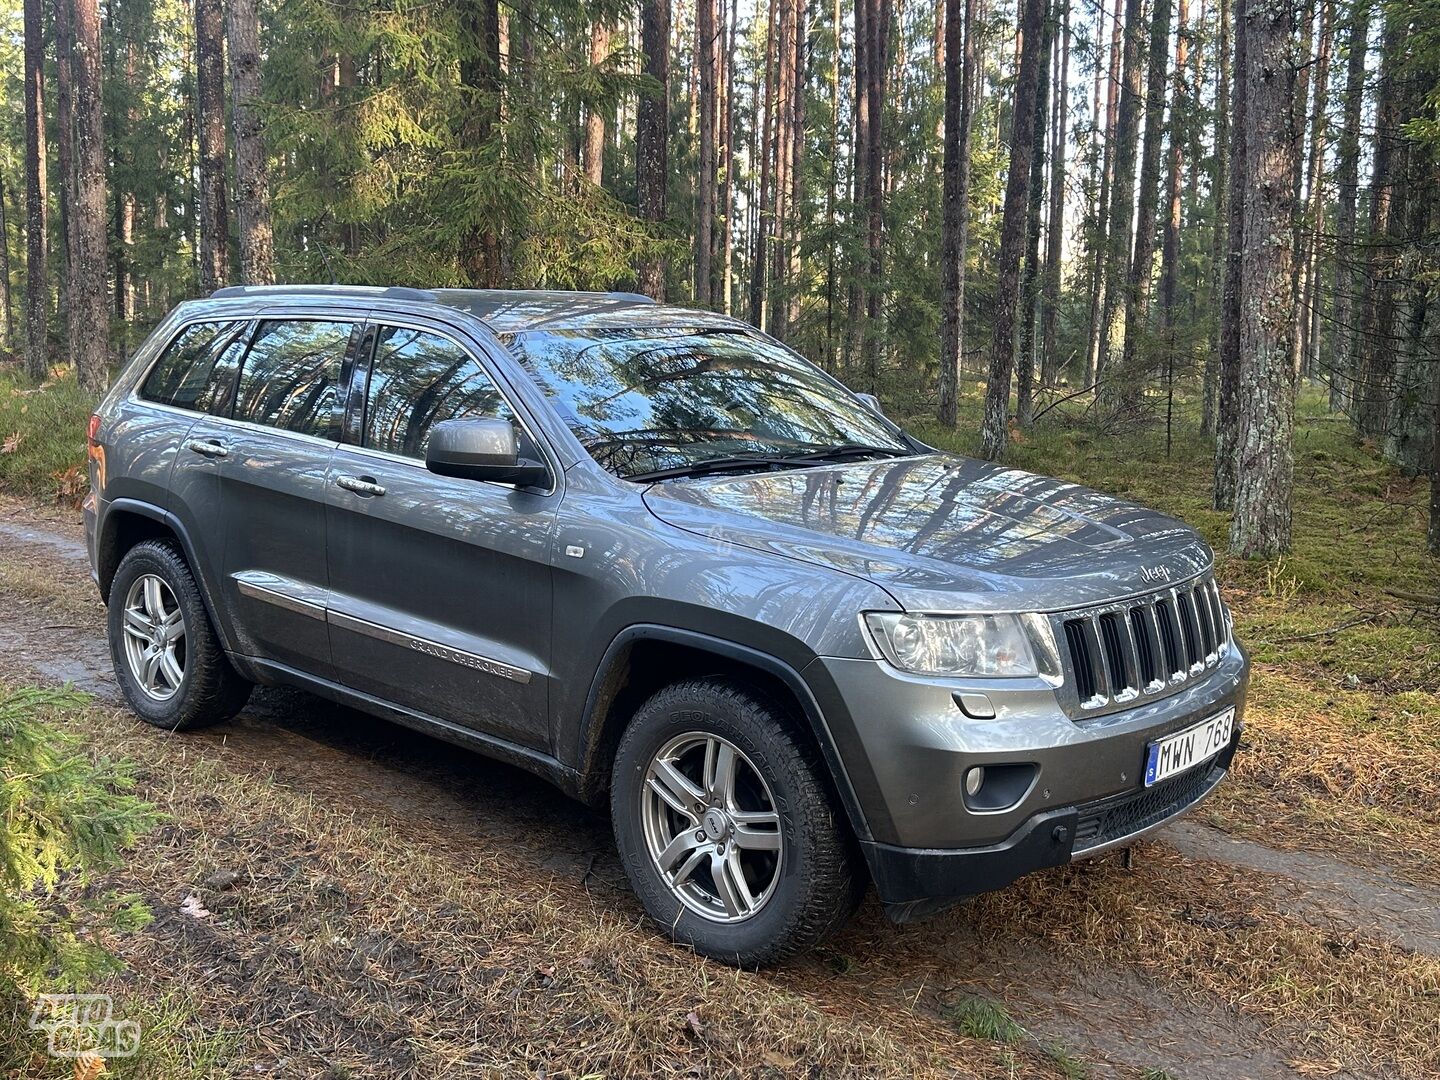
[232,319,354,439]
[502,328,909,478]
[363,325,513,459]
[140,320,250,414]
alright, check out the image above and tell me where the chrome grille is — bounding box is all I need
[1057,575,1230,714]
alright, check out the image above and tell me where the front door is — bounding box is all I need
[324,321,558,750]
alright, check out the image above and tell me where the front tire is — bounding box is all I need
[611,679,864,967]
[107,539,251,731]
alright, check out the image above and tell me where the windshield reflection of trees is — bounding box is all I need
[506,329,905,476]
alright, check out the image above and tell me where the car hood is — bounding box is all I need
[641,453,1213,613]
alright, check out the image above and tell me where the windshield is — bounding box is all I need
[501,328,911,478]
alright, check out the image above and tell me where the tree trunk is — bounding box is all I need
[1159,0,1188,340]
[1353,12,1405,439]
[194,0,229,294]
[979,0,1048,459]
[1294,0,1331,378]
[1015,0,1055,428]
[1095,0,1145,389]
[1328,0,1368,411]
[584,20,612,186]
[636,0,671,300]
[937,0,977,426]
[751,0,778,326]
[1039,0,1070,387]
[458,0,503,287]
[1084,0,1124,386]
[785,0,807,335]
[0,175,15,348]
[1214,0,1246,510]
[720,0,736,312]
[70,0,108,392]
[56,0,75,332]
[1115,0,1173,401]
[694,0,716,303]
[22,0,47,379]
[227,0,276,284]
[768,0,793,333]
[1230,0,1298,557]
[861,0,890,392]
[1203,0,1230,433]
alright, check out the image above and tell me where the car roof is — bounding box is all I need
[204,285,750,335]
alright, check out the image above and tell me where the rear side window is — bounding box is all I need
[232,319,355,439]
[363,325,514,459]
[140,321,250,414]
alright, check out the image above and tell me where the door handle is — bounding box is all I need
[183,438,228,459]
[335,474,386,497]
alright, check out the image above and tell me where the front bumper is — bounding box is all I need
[806,642,1249,918]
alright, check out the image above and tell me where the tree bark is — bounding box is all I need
[56,0,76,330]
[1039,0,1070,387]
[751,0,778,327]
[785,0,807,335]
[1084,0,1124,386]
[22,0,47,379]
[194,0,229,294]
[1214,0,1247,510]
[636,0,670,300]
[1095,0,1145,389]
[1231,0,1298,557]
[1015,0,1055,428]
[1159,0,1188,339]
[979,0,1048,459]
[70,0,108,392]
[1203,0,1230,433]
[0,175,15,348]
[937,0,977,426]
[1328,0,1368,411]
[458,0,503,287]
[1115,0,1173,402]
[227,0,276,284]
[695,0,716,304]
[1294,0,1331,378]
[860,0,890,391]
[1353,12,1405,439]
[584,19,612,186]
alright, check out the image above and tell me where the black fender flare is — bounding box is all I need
[574,623,876,844]
[99,498,234,653]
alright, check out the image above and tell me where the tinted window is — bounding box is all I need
[363,326,513,459]
[232,320,354,439]
[140,321,250,414]
[503,329,908,478]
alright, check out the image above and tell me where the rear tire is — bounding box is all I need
[611,678,865,967]
[107,539,251,731]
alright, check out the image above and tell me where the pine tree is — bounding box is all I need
[21,0,46,379]
[1214,0,1247,509]
[227,0,277,285]
[70,0,108,392]
[636,0,671,299]
[194,0,228,294]
[937,0,977,426]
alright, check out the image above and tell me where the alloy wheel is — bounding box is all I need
[641,732,783,922]
[120,573,187,701]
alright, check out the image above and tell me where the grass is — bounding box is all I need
[939,994,1025,1044]
[0,365,96,502]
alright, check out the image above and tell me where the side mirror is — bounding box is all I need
[856,392,884,416]
[425,418,550,488]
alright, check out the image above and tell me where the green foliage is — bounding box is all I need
[0,366,97,501]
[0,685,156,998]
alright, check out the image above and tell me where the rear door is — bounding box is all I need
[136,318,253,644]
[324,318,558,750]
[213,316,361,679]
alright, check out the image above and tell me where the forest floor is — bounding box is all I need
[0,383,1437,1079]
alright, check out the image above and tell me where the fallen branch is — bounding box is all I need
[1031,380,1103,423]
[1256,612,1382,645]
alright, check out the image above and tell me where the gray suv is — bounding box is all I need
[85,286,1249,966]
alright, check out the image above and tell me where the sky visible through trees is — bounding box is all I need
[0,0,1436,556]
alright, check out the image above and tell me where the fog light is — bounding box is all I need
[964,767,985,798]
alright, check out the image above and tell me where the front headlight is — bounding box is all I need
[863,612,1062,680]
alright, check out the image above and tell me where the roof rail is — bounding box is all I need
[209,284,438,302]
[606,291,658,304]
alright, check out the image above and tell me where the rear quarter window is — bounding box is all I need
[139,321,251,414]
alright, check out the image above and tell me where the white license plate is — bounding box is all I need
[1144,707,1235,787]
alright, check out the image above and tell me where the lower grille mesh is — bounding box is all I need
[1072,763,1219,851]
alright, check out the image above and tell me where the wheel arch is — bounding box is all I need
[97,500,227,640]
[573,625,874,845]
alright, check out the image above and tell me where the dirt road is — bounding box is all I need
[1,503,1435,1080]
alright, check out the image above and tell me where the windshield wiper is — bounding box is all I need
[780,443,912,464]
[625,454,807,483]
